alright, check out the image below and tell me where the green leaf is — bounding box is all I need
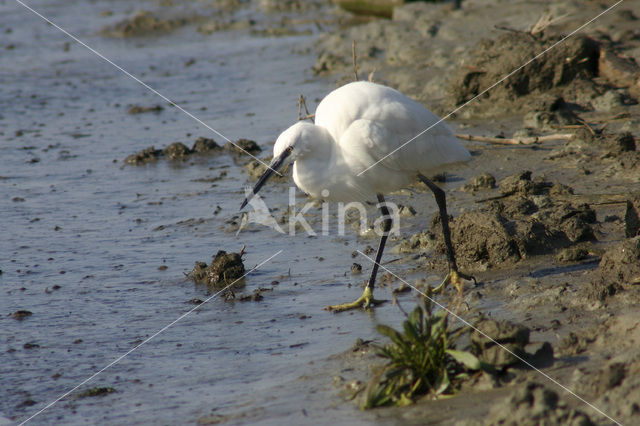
[403,320,419,342]
[446,349,482,370]
[434,370,450,395]
[376,325,404,346]
[479,360,498,375]
[409,306,423,328]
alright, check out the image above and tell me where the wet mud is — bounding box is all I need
[312,0,640,424]
[124,136,262,165]
[124,137,221,165]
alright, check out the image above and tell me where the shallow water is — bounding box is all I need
[0,1,435,424]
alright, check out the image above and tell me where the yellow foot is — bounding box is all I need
[324,287,385,312]
[432,269,476,296]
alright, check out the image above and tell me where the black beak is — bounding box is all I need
[240,148,291,210]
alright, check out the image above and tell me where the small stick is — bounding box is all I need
[455,132,574,145]
[494,25,525,34]
[576,117,596,136]
[476,192,636,205]
[352,40,359,81]
[297,94,314,123]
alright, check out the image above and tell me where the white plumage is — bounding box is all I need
[273,81,470,201]
[241,80,473,312]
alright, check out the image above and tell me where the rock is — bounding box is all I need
[470,319,530,368]
[351,263,362,274]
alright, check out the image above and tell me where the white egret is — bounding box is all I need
[241,81,472,311]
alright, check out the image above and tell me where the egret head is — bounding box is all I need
[240,122,312,210]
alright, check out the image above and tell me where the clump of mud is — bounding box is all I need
[407,172,597,271]
[460,172,496,193]
[625,197,640,238]
[313,1,640,121]
[124,137,257,165]
[76,387,116,398]
[575,355,640,422]
[483,382,594,426]
[243,156,290,181]
[101,10,190,38]
[587,236,640,300]
[127,104,164,114]
[188,250,245,287]
[471,319,530,369]
[447,33,600,117]
[12,310,33,320]
[224,138,262,156]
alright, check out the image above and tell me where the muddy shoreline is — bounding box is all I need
[3,0,640,424]
[314,0,640,424]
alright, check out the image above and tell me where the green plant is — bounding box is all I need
[361,299,492,409]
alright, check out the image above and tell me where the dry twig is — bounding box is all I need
[298,94,314,122]
[529,12,568,34]
[455,133,574,145]
[352,40,359,81]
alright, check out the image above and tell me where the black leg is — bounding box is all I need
[366,193,393,290]
[417,174,458,272]
[417,174,475,295]
[324,193,391,311]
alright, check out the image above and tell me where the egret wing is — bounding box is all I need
[317,81,470,175]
